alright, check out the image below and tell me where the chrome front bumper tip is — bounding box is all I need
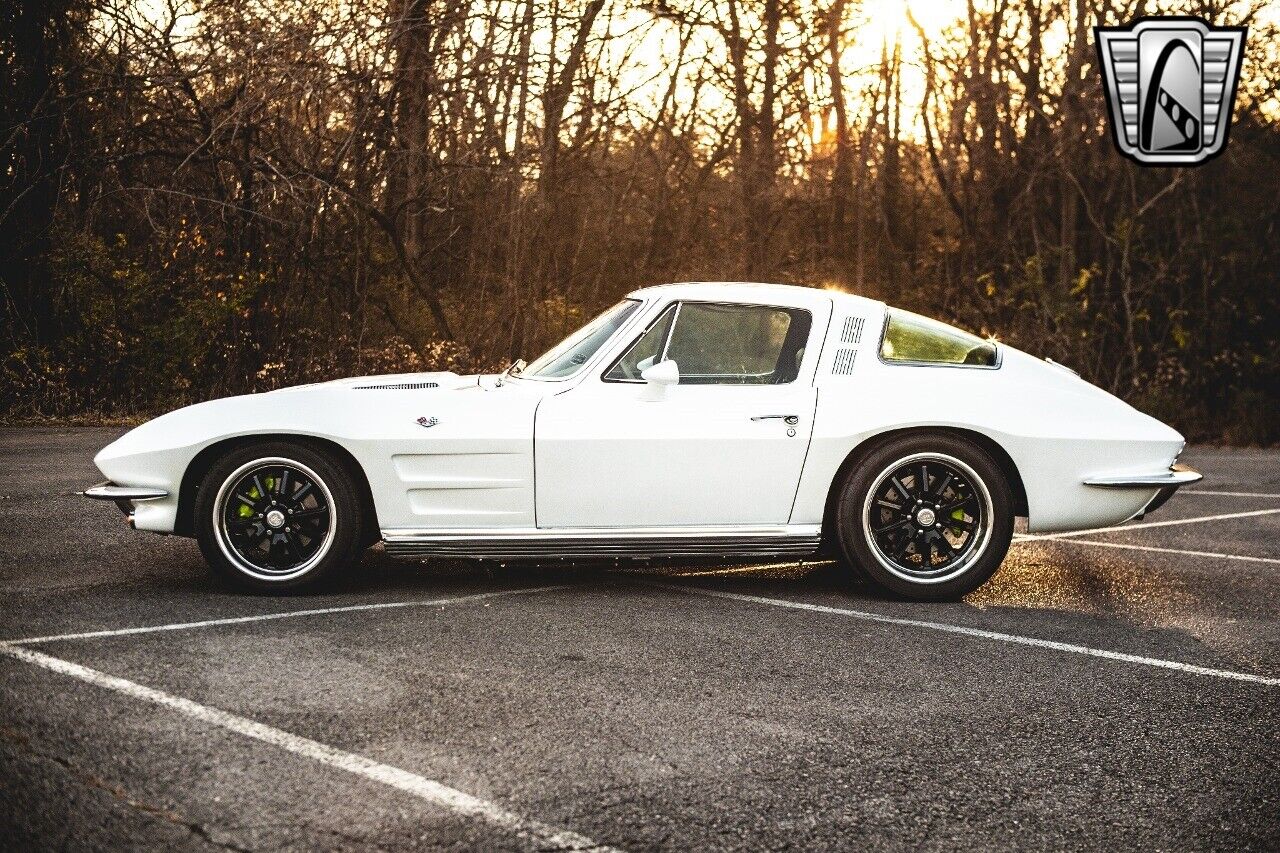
[1083,463,1203,489]
[83,482,168,522]
[82,482,170,501]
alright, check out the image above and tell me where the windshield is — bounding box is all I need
[519,299,641,379]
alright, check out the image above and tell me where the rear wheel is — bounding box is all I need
[835,434,1013,600]
[194,441,366,592]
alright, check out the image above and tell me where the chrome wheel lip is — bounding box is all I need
[212,456,337,583]
[860,451,994,585]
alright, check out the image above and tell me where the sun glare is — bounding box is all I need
[838,0,969,140]
[857,0,963,53]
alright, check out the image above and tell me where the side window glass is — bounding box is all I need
[880,308,998,367]
[604,305,677,381]
[665,303,811,385]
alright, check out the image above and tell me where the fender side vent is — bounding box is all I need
[841,316,865,344]
[832,348,858,375]
[353,382,440,390]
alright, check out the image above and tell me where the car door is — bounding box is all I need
[534,298,830,528]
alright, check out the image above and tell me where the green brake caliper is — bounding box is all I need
[238,477,273,518]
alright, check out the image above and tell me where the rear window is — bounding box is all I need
[880,309,998,367]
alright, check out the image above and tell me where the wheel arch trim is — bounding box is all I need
[819,425,1028,549]
[176,433,378,539]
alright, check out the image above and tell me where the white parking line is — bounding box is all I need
[656,584,1280,687]
[1016,537,1280,565]
[0,644,618,852]
[6,586,568,646]
[1015,507,1280,542]
[1181,490,1280,498]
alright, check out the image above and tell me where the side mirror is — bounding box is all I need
[639,359,679,401]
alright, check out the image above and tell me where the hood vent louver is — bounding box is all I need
[353,381,440,390]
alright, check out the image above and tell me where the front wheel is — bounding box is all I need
[834,434,1013,600]
[194,441,366,592]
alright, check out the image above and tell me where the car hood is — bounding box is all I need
[275,371,480,392]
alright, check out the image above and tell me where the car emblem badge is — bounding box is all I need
[416,416,439,429]
[1095,17,1246,166]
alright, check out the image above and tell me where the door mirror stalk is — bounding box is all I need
[640,359,679,401]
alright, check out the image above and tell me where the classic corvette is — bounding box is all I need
[85,282,1200,599]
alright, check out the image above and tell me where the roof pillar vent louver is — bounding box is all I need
[832,349,858,375]
[841,316,865,344]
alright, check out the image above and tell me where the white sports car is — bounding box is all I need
[85,282,1200,599]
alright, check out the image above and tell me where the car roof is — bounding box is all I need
[627,281,883,314]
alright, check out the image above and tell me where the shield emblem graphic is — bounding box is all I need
[1095,18,1246,165]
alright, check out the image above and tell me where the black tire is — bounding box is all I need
[834,433,1013,601]
[194,441,366,592]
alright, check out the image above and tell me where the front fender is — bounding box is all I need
[93,374,542,534]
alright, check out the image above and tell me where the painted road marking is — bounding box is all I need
[1015,537,1280,565]
[1015,507,1280,542]
[7,586,568,646]
[655,584,1280,687]
[0,643,619,852]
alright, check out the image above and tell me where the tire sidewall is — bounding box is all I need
[194,441,363,592]
[836,434,1014,600]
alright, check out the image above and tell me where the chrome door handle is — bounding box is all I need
[752,414,799,425]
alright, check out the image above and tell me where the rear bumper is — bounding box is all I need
[1084,464,1201,520]
[1083,463,1202,489]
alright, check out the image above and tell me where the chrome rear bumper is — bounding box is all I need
[1084,464,1201,520]
[1083,463,1202,489]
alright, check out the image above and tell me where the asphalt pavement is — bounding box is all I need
[1,427,1277,851]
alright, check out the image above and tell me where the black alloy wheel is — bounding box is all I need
[217,459,334,578]
[194,441,366,591]
[835,433,1014,600]
[864,455,989,581]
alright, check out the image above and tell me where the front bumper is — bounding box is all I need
[82,482,170,501]
[82,481,170,526]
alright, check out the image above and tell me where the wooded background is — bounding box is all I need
[2,0,1277,441]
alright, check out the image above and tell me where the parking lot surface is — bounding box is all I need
[1,428,1277,851]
